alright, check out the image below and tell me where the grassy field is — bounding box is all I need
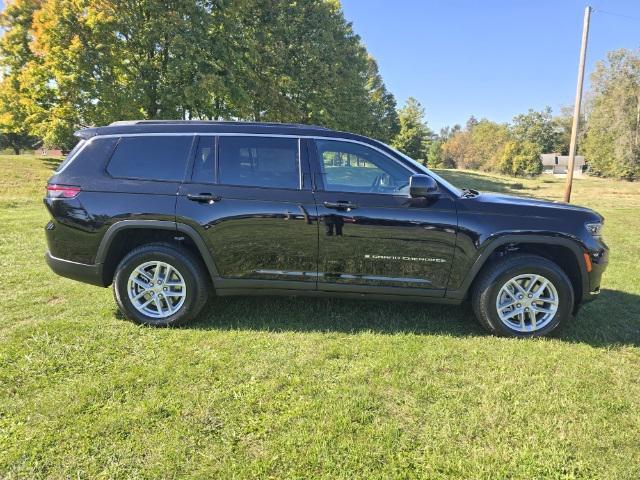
[1,154,639,479]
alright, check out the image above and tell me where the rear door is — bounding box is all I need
[176,135,319,291]
[310,138,458,296]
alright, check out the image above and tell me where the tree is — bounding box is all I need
[0,0,399,148]
[0,0,43,152]
[426,139,455,168]
[582,49,640,180]
[439,119,510,171]
[511,107,559,154]
[392,97,431,162]
[498,140,542,177]
[362,56,399,143]
[441,130,471,168]
[439,124,461,140]
[551,106,574,155]
[468,120,511,170]
[465,115,478,131]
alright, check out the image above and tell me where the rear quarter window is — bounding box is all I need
[55,139,86,173]
[107,136,193,182]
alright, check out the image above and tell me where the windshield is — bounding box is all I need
[386,145,463,197]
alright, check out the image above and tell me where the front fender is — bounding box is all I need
[445,233,589,301]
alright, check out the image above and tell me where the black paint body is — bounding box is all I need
[44,121,608,309]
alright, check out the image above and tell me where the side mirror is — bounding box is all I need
[409,174,438,198]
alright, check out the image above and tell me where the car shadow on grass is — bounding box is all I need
[39,156,63,170]
[190,296,485,337]
[186,289,640,347]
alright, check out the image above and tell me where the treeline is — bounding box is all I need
[387,95,574,177]
[0,0,399,149]
[400,49,640,181]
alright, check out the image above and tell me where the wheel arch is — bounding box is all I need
[448,234,589,309]
[96,220,219,286]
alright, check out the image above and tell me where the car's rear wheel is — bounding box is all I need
[113,243,209,326]
[472,254,574,337]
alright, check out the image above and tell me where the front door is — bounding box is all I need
[176,135,318,291]
[310,138,458,296]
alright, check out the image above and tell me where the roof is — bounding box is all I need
[108,120,329,129]
[73,120,361,141]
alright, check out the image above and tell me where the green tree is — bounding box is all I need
[362,56,399,142]
[392,97,431,162]
[426,138,455,168]
[0,0,399,148]
[468,120,511,170]
[511,107,559,154]
[498,140,542,177]
[439,119,510,171]
[582,49,640,180]
[0,0,42,152]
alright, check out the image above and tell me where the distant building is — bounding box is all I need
[541,153,586,175]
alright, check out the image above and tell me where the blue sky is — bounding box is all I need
[342,0,640,131]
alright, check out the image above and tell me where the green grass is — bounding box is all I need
[1,155,639,479]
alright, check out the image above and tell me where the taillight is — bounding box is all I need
[46,184,81,199]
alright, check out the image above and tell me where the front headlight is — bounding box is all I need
[585,222,604,238]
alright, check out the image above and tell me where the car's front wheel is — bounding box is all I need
[472,254,574,337]
[113,243,209,327]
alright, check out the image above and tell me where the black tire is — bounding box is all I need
[471,254,574,338]
[113,243,209,327]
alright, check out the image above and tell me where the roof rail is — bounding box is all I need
[108,120,329,129]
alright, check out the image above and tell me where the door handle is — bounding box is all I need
[324,201,357,210]
[187,193,221,204]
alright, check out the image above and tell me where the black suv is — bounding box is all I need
[44,121,608,337]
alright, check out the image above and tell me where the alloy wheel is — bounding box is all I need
[127,261,187,319]
[495,274,559,333]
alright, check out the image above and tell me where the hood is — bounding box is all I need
[471,192,602,220]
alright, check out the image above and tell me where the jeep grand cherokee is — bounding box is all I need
[44,121,608,337]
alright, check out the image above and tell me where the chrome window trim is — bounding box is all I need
[65,132,459,195]
[88,132,421,176]
[298,138,303,190]
[312,137,413,195]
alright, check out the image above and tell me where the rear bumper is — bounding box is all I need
[45,252,106,287]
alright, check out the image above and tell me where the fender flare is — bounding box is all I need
[96,220,219,280]
[446,233,589,300]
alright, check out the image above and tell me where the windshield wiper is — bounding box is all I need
[461,188,479,198]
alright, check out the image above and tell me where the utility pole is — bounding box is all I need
[564,6,591,203]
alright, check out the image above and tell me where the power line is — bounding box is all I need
[593,8,640,23]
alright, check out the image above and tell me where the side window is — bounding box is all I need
[191,136,215,183]
[55,137,118,175]
[315,140,411,194]
[107,136,193,181]
[55,139,86,173]
[218,136,300,189]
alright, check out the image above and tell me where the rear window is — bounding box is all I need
[107,136,193,181]
[218,136,299,189]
